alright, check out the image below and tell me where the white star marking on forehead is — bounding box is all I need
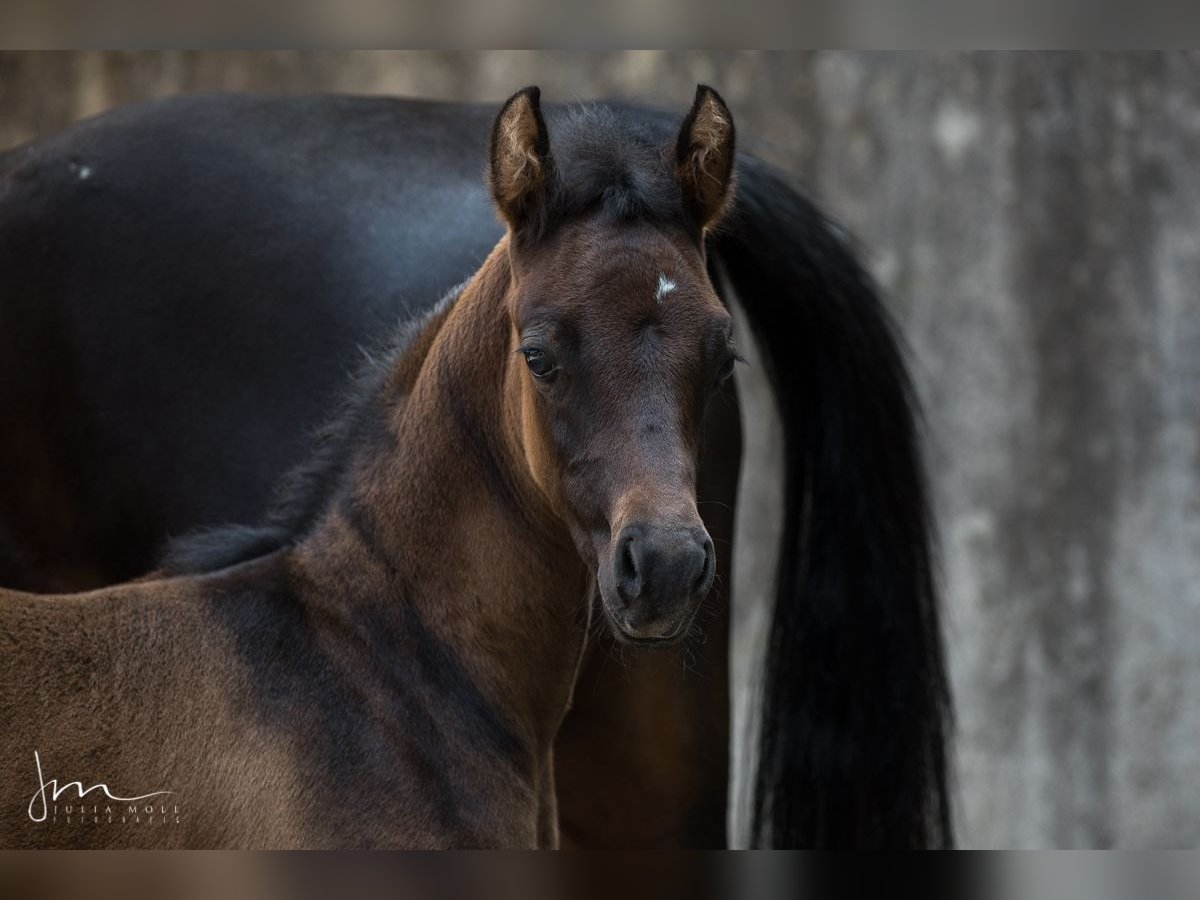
[655,274,677,303]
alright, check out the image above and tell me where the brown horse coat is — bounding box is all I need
[0,86,739,849]
[1,256,579,847]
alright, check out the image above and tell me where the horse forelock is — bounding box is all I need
[539,104,694,238]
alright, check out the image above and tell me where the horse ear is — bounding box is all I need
[489,86,554,233]
[675,85,737,230]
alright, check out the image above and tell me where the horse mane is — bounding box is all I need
[159,285,462,575]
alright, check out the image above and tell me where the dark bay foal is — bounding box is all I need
[0,85,738,848]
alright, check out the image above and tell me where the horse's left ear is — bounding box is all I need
[489,86,554,234]
[675,85,737,230]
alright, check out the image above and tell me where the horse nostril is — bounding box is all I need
[692,536,715,595]
[615,531,643,605]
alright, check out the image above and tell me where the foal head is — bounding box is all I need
[487,86,737,644]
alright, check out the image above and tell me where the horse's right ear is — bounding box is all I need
[489,86,554,234]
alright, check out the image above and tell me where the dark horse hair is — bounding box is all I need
[160,101,952,848]
[715,156,953,847]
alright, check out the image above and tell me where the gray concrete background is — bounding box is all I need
[2,51,1197,848]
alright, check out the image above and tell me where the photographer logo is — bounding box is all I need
[28,751,181,826]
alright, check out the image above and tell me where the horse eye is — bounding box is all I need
[523,349,555,379]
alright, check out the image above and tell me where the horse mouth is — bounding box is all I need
[622,632,683,646]
[608,617,689,646]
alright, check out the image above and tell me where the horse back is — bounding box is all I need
[0,94,503,591]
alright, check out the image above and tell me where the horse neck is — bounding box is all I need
[301,240,591,758]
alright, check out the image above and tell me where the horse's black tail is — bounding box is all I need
[713,155,953,848]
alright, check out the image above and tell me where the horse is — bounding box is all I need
[0,85,747,848]
[0,87,951,847]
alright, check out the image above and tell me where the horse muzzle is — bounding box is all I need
[598,521,715,643]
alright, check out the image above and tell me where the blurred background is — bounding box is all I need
[1,51,1197,849]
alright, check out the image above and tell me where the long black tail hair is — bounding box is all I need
[714,156,953,848]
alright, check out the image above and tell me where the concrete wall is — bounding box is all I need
[2,51,1196,848]
[804,52,1200,849]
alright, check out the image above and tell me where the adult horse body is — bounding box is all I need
[0,89,951,847]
